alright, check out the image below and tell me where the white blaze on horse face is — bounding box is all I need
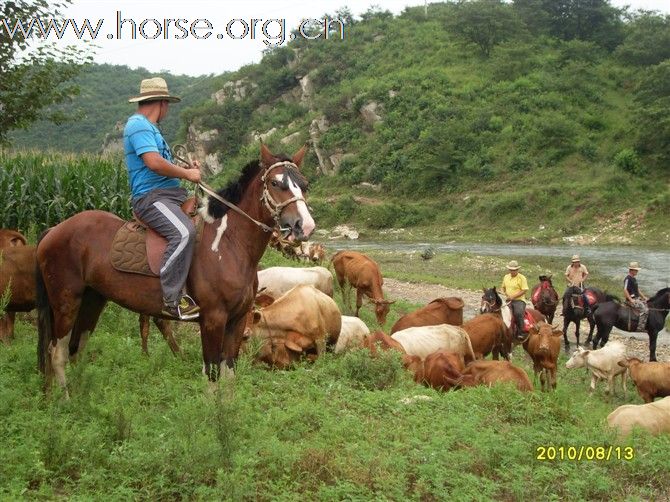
[211,215,228,252]
[274,174,315,238]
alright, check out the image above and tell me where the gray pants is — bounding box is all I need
[132,187,195,305]
[510,300,526,336]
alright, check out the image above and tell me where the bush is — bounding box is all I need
[613,148,645,176]
[334,348,405,391]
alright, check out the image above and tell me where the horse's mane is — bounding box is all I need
[649,287,670,304]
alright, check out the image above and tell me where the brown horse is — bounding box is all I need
[36,145,314,394]
[480,286,546,341]
[530,275,559,323]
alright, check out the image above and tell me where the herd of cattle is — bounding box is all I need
[1,229,669,437]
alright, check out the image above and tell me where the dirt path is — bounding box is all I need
[384,278,670,361]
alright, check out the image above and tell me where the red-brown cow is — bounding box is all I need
[419,351,466,390]
[462,313,512,360]
[390,297,464,334]
[523,322,562,391]
[332,250,394,325]
[618,358,670,403]
[362,330,422,375]
[460,360,534,392]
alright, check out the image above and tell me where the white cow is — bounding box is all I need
[607,396,670,437]
[391,324,475,362]
[565,340,627,395]
[335,316,370,353]
[257,266,333,299]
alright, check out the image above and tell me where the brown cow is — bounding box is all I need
[362,330,424,376]
[462,313,512,360]
[460,360,534,392]
[331,250,394,325]
[523,321,563,391]
[618,358,670,403]
[243,285,342,369]
[419,351,466,390]
[390,297,464,334]
[0,229,27,248]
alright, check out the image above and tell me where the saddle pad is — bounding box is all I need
[110,222,160,277]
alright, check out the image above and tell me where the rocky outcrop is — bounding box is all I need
[360,101,383,127]
[212,79,258,104]
[186,123,222,175]
[309,116,334,175]
[280,131,302,145]
[329,225,359,240]
[251,127,278,143]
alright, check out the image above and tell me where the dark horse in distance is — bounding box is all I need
[36,145,314,395]
[592,287,670,362]
[531,275,559,324]
[561,286,607,351]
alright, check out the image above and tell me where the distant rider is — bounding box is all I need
[624,261,648,329]
[501,260,529,340]
[564,254,591,315]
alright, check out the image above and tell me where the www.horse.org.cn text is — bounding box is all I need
[1,13,346,46]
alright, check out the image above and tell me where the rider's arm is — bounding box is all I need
[142,152,201,183]
[623,278,633,302]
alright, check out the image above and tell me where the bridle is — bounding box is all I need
[481,296,501,313]
[260,160,306,222]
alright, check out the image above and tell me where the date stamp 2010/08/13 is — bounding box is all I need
[536,445,635,461]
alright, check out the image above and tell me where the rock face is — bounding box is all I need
[360,101,383,127]
[186,123,222,175]
[212,79,258,104]
[330,225,359,240]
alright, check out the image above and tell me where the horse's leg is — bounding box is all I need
[139,314,150,355]
[562,317,570,351]
[648,328,658,362]
[574,319,581,348]
[0,312,15,343]
[68,289,107,363]
[200,311,228,383]
[222,314,248,374]
[153,317,180,355]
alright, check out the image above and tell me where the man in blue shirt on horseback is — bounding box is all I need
[124,77,202,320]
[624,261,648,329]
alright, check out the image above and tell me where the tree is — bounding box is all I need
[615,12,670,66]
[446,0,524,57]
[633,61,670,168]
[0,0,92,145]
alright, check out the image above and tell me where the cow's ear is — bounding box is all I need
[551,328,563,337]
[286,331,313,351]
[252,311,262,324]
[285,339,303,353]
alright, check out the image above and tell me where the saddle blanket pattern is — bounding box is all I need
[110,222,158,277]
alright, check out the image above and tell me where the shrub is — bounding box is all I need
[613,148,645,176]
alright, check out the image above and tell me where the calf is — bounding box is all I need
[565,341,627,395]
[523,322,563,391]
[460,360,534,392]
[391,324,475,362]
[618,358,670,403]
[335,315,370,353]
[390,297,464,334]
[419,351,466,391]
[362,330,405,355]
[462,313,512,360]
[607,396,670,437]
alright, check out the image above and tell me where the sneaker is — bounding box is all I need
[162,296,200,320]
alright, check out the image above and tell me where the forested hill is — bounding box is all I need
[9,64,218,152]
[10,1,670,243]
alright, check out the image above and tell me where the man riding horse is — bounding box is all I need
[125,77,201,320]
[501,260,529,340]
[563,254,591,316]
[624,261,648,330]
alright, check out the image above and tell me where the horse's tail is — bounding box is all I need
[36,244,53,375]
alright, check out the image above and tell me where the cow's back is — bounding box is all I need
[391,297,464,334]
[392,324,474,361]
[258,266,334,298]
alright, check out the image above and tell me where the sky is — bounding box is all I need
[19,0,670,77]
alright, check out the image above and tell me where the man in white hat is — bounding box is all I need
[624,261,648,329]
[124,77,202,320]
[501,260,529,340]
[564,254,591,315]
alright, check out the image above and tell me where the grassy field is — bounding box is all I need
[2,250,669,500]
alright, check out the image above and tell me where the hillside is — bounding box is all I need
[8,1,670,245]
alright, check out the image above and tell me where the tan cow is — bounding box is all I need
[618,358,670,403]
[335,315,370,353]
[391,324,475,362]
[0,229,27,248]
[523,321,563,391]
[243,285,342,369]
[390,297,464,334]
[460,360,534,392]
[462,313,512,360]
[258,266,334,299]
[607,396,670,437]
[331,250,394,325]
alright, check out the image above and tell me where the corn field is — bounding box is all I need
[0,152,131,232]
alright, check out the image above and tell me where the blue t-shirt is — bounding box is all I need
[124,114,179,198]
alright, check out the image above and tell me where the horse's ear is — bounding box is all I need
[292,144,308,168]
[260,143,275,167]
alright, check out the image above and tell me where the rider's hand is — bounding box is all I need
[183,166,201,183]
[190,160,201,170]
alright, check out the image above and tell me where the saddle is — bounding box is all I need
[110,198,199,277]
[511,310,537,333]
[569,290,597,310]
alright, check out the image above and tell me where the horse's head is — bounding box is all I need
[260,144,315,242]
[480,286,501,314]
[648,287,670,311]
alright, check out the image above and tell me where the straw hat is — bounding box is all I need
[628,261,641,271]
[506,260,520,271]
[128,77,181,103]
[571,254,580,263]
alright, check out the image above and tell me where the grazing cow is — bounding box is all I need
[522,322,563,391]
[331,250,394,325]
[295,241,327,265]
[335,315,370,353]
[243,285,342,369]
[257,266,334,299]
[618,357,670,403]
[0,229,27,248]
[460,360,534,392]
[607,397,670,437]
[391,324,475,362]
[462,313,512,360]
[419,351,466,390]
[390,297,464,334]
[565,341,627,395]
[362,330,405,355]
